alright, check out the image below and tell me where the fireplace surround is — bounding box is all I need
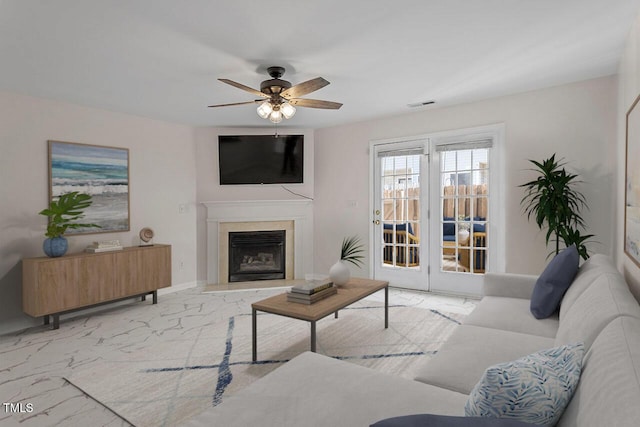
[203,200,313,284]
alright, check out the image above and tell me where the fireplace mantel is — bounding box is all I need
[202,200,313,284]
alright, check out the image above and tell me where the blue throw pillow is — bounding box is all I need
[465,343,584,427]
[473,223,486,233]
[443,217,455,236]
[530,245,579,319]
[371,414,538,427]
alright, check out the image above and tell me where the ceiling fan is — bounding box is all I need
[208,66,342,123]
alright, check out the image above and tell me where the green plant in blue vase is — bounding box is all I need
[39,192,101,257]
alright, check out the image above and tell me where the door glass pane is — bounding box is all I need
[380,154,421,269]
[440,148,489,274]
[442,151,456,172]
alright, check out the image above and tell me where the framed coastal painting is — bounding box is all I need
[626,94,640,267]
[48,140,130,234]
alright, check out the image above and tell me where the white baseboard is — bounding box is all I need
[158,281,202,295]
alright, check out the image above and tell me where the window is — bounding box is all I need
[437,141,490,274]
[380,153,421,268]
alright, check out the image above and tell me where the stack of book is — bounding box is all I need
[85,240,123,253]
[287,279,336,305]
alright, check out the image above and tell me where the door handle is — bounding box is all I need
[373,220,380,225]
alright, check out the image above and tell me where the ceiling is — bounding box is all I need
[1,0,639,129]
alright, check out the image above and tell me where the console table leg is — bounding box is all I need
[152,291,158,304]
[252,308,257,362]
[310,321,317,352]
[384,286,389,329]
[335,311,338,319]
[141,294,146,301]
[52,314,60,330]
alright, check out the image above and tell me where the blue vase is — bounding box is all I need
[43,237,68,257]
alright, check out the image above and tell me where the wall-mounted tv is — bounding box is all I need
[218,134,304,185]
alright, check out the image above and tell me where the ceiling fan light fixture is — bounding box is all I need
[257,101,273,119]
[269,109,283,123]
[281,102,296,119]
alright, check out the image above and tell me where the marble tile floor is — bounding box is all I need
[0,285,477,427]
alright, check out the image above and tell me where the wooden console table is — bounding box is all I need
[22,244,171,329]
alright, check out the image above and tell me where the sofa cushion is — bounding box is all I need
[183,352,468,427]
[559,254,620,322]
[414,325,555,394]
[371,414,537,427]
[482,273,538,300]
[443,219,456,236]
[558,317,640,427]
[464,296,559,338]
[554,272,640,349]
[530,245,579,319]
[465,343,584,427]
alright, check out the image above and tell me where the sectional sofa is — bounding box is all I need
[184,254,640,426]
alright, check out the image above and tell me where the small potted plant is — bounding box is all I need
[39,192,100,257]
[329,235,365,286]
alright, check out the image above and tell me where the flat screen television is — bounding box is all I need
[218,135,304,185]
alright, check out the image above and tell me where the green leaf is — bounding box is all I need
[340,235,365,267]
[39,192,101,238]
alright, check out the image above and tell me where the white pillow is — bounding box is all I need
[465,343,584,426]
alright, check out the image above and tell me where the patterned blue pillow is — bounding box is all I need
[465,343,584,426]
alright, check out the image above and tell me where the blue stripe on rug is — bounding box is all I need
[430,309,462,325]
[143,351,431,373]
[212,316,234,406]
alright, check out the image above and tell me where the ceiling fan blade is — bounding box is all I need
[289,98,343,109]
[280,77,329,99]
[208,100,262,108]
[218,79,268,98]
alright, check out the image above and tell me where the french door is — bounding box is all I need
[371,140,429,290]
[370,125,503,297]
[429,142,490,295]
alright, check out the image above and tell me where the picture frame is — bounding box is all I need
[625,94,640,267]
[48,140,130,234]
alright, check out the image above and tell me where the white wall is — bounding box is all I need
[0,74,625,332]
[617,14,640,300]
[194,127,314,281]
[0,91,198,334]
[313,77,617,278]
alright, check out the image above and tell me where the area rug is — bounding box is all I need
[66,298,465,427]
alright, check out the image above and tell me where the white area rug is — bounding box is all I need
[66,293,465,427]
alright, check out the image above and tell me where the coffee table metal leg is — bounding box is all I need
[385,285,389,329]
[252,308,257,362]
[310,321,316,352]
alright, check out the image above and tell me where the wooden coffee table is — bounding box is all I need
[252,277,389,361]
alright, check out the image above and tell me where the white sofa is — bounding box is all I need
[184,255,640,427]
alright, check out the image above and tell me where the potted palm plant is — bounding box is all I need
[520,154,594,260]
[329,235,365,286]
[39,191,100,257]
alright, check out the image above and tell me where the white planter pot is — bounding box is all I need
[329,260,351,286]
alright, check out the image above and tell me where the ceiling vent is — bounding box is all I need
[407,100,436,108]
